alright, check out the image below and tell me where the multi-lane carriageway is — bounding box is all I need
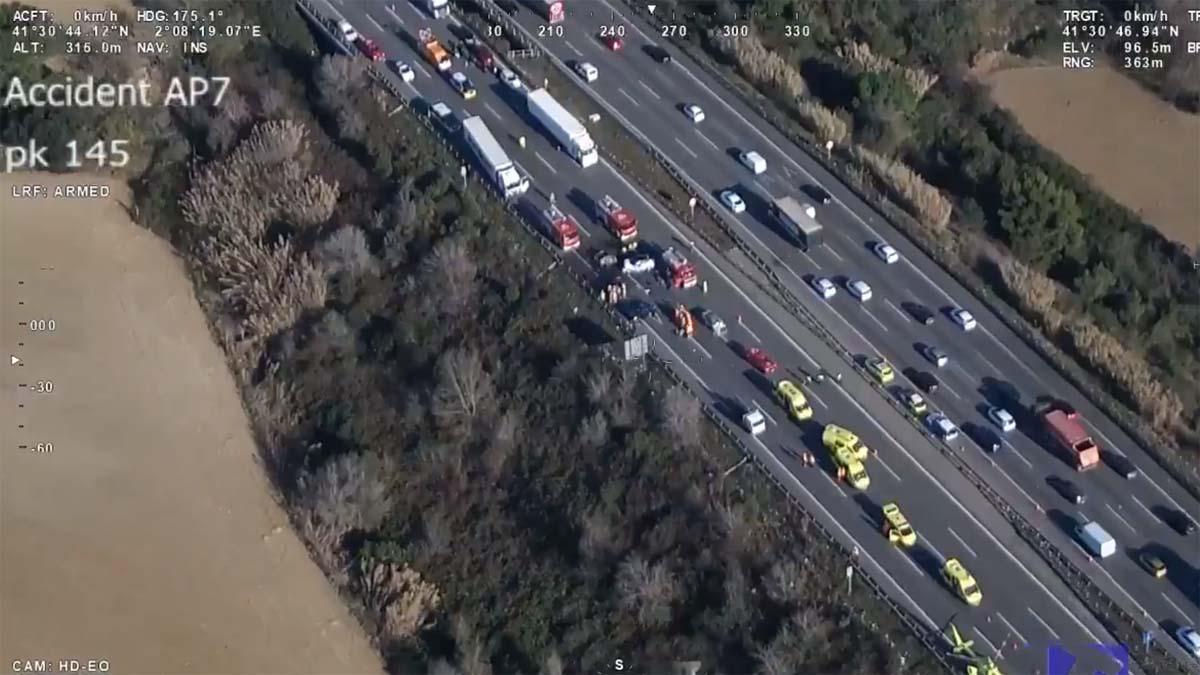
[313,0,1193,670]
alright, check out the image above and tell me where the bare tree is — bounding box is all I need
[483,408,521,479]
[584,368,612,407]
[425,237,477,317]
[205,116,237,155]
[432,348,493,421]
[723,563,752,630]
[764,559,805,607]
[579,411,609,448]
[616,554,681,629]
[257,86,286,117]
[336,104,366,141]
[317,225,378,278]
[580,509,617,562]
[660,385,702,449]
[422,507,452,556]
[541,651,564,675]
[315,55,365,99]
[360,560,442,640]
[217,90,251,125]
[755,623,800,675]
[299,452,394,536]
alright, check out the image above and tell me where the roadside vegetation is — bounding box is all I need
[0,2,941,672]
[643,0,1200,485]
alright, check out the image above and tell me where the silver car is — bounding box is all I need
[698,309,727,338]
[921,344,948,368]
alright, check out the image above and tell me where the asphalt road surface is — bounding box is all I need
[310,0,1191,670]
[484,0,1200,653]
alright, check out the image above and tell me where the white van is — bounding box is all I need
[742,409,766,436]
[1074,521,1116,558]
[738,150,767,175]
[574,61,598,83]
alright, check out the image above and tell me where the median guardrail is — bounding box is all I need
[452,3,1194,674]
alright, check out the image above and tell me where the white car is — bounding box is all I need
[927,413,959,441]
[622,254,655,275]
[449,71,476,98]
[743,408,766,436]
[498,67,522,90]
[575,61,598,82]
[392,60,415,82]
[987,406,1016,432]
[337,20,359,42]
[950,307,977,331]
[810,276,836,299]
[847,279,872,302]
[1176,626,1200,658]
[738,150,767,175]
[921,344,948,368]
[683,104,705,123]
[719,190,745,214]
[873,242,899,264]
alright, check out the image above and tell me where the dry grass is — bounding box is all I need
[849,146,953,227]
[986,65,1200,251]
[795,99,849,144]
[836,41,938,98]
[996,255,1184,432]
[716,30,806,101]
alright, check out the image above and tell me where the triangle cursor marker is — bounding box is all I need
[10,355,20,366]
[647,4,656,13]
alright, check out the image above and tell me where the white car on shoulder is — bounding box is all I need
[738,150,767,175]
[950,307,977,331]
[811,276,837,299]
[743,408,766,436]
[987,406,1016,433]
[873,242,899,264]
[847,279,872,302]
[683,104,705,123]
[719,190,745,214]
[392,60,415,82]
[574,61,598,82]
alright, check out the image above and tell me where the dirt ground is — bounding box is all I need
[0,174,382,675]
[985,65,1200,251]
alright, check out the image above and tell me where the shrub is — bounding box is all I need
[849,146,952,227]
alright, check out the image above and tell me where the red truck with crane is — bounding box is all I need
[542,204,580,252]
[1037,401,1100,470]
[661,247,698,289]
[596,195,638,249]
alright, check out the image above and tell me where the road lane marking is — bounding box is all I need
[638,79,662,100]
[366,13,383,30]
[923,537,946,563]
[808,391,827,409]
[1131,494,1155,519]
[1105,504,1136,532]
[993,463,1041,509]
[886,299,910,323]
[974,628,999,654]
[1163,593,1191,622]
[597,157,1101,642]
[1004,441,1034,469]
[752,399,777,426]
[533,151,557,174]
[644,321,709,390]
[564,39,582,56]
[482,101,503,120]
[825,246,844,262]
[947,527,978,558]
[617,87,640,107]
[688,337,712,360]
[1027,608,1060,640]
[819,467,846,496]
[876,455,901,483]
[942,381,962,400]
[384,4,405,24]
[697,130,720,152]
[738,319,762,343]
[1089,560,1153,620]
[862,308,890,333]
[418,64,431,78]
[1146,475,1187,513]
[976,351,1001,375]
[595,0,654,41]
[675,137,698,158]
[978,324,1046,384]
[996,612,1029,646]
[901,551,924,577]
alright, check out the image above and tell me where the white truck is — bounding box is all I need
[1074,521,1116,559]
[462,116,529,199]
[423,0,450,18]
[770,196,823,250]
[526,88,597,167]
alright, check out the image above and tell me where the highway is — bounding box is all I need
[307,2,1144,672]
[479,0,1200,650]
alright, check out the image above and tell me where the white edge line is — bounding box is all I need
[947,526,979,558]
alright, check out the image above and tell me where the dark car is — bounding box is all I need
[616,299,655,321]
[494,0,519,14]
[471,44,495,71]
[803,184,833,205]
[912,370,939,394]
[645,44,672,63]
[1102,451,1138,479]
[905,302,935,326]
[965,423,1001,453]
[1047,476,1085,505]
[1165,508,1196,535]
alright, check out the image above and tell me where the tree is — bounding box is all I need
[426,237,477,317]
[299,452,394,536]
[998,166,1084,270]
[359,560,442,640]
[616,554,681,628]
[433,348,493,421]
[317,225,378,278]
[1076,261,1116,305]
[660,385,702,449]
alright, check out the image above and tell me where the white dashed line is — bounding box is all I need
[697,130,720,152]
[996,612,1029,646]
[1105,504,1136,532]
[825,246,844,262]
[886,299,910,323]
[876,456,901,483]
[675,137,698,158]
[482,101,503,120]
[974,628,999,655]
[1131,494,1155,519]
[533,151,557,174]
[638,79,662,100]
[617,87,640,107]
[942,382,962,400]
[366,13,383,30]
[946,527,978,558]
[384,4,405,24]
[1027,608,1060,640]
[993,463,1041,509]
[1147,477,1187,514]
[564,40,582,56]
[688,337,712,360]
[1004,442,1034,469]
[862,308,890,333]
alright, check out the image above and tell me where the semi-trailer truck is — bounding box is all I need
[770,196,823,250]
[462,116,529,199]
[526,88,597,167]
